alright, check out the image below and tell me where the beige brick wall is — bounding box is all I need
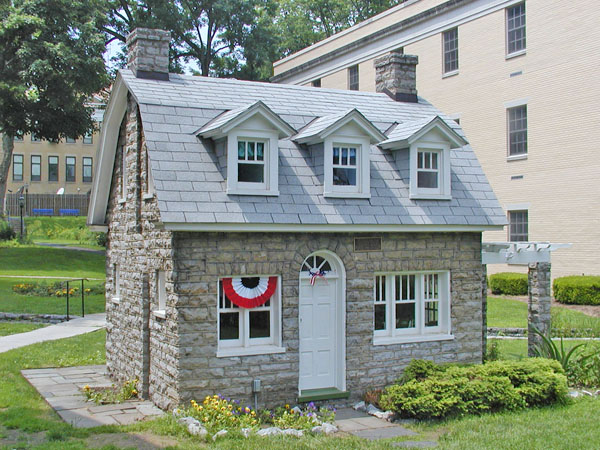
[290,0,600,278]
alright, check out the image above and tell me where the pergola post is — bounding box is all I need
[527,262,552,356]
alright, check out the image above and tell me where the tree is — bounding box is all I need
[0,0,109,215]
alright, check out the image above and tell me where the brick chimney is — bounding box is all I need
[374,50,418,103]
[126,28,170,81]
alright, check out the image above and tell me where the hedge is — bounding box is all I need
[379,359,567,420]
[489,272,528,296]
[553,276,600,305]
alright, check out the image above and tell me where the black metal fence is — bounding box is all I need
[4,193,90,216]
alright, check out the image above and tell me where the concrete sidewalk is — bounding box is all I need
[0,313,106,353]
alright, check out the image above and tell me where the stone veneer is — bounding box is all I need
[527,262,552,356]
[104,90,486,411]
[374,50,418,102]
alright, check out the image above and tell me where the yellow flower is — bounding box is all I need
[251,411,256,416]
[285,404,290,409]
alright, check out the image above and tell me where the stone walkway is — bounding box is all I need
[22,365,164,428]
[0,313,106,353]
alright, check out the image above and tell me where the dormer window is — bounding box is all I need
[417,150,439,189]
[333,145,357,186]
[198,101,295,197]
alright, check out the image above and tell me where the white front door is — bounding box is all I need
[299,277,338,390]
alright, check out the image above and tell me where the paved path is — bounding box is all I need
[35,242,106,255]
[22,365,163,428]
[0,313,106,353]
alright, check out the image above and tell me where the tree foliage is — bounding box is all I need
[0,0,109,214]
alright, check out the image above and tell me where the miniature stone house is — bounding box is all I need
[88,29,506,410]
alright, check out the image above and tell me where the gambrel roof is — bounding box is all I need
[89,69,506,232]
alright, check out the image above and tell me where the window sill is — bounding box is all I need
[409,193,452,201]
[227,189,279,197]
[153,310,166,319]
[111,297,121,305]
[442,70,459,79]
[142,193,155,201]
[506,49,526,60]
[507,154,527,162]
[324,191,370,199]
[373,334,454,346]
[216,345,286,358]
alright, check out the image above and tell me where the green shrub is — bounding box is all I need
[489,272,528,295]
[553,276,600,306]
[0,221,16,241]
[379,359,567,420]
[568,343,600,388]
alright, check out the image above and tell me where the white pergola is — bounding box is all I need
[482,242,572,266]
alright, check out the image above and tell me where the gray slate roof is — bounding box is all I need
[119,69,506,227]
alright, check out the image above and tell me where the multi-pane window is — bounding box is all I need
[83,133,93,144]
[348,65,359,90]
[312,79,321,88]
[332,146,358,186]
[83,157,93,183]
[65,156,76,182]
[31,134,40,142]
[12,154,23,181]
[13,134,23,142]
[508,105,527,156]
[66,137,76,144]
[507,3,526,55]
[31,155,41,182]
[416,150,440,189]
[237,140,266,184]
[443,28,458,74]
[508,210,528,241]
[156,270,166,311]
[48,156,59,181]
[218,277,280,350]
[374,272,450,342]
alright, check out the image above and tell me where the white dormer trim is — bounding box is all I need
[324,134,371,199]
[409,141,451,200]
[379,116,467,150]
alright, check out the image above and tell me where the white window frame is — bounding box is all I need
[507,104,527,159]
[373,271,452,345]
[216,275,284,357]
[409,142,451,200]
[154,270,166,318]
[506,2,526,57]
[348,65,359,90]
[442,27,458,76]
[12,154,23,181]
[324,135,370,198]
[508,209,528,242]
[83,133,93,145]
[226,130,279,196]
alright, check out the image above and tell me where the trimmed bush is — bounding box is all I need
[489,272,528,296]
[553,276,600,306]
[0,221,16,241]
[379,359,567,420]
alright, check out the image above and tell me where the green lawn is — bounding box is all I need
[24,217,103,249]
[0,322,47,337]
[488,338,598,361]
[0,278,105,315]
[0,245,105,279]
[488,297,600,337]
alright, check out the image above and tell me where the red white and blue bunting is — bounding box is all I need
[309,269,327,285]
[222,276,277,309]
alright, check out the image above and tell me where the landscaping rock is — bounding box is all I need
[291,406,302,414]
[321,422,338,435]
[257,427,282,437]
[353,401,366,412]
[282,428,304,437]
[188,422,207,437]
[241,428,252,438]
[311,425,323,434]
[177,416,199,427]
[212,430,228,441]
[569,390,593,398]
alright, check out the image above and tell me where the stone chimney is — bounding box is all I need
[374,50,418,103]
[126,28,171,81]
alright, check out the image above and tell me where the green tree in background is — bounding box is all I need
[0,0,109,216]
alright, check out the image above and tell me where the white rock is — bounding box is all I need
[366,404,382,416]
[353,401,366,411]
[291,406,302,414]
[212,429,228,441]
[311,425,323,434]
[595,390,600,397]
[381,411,396,422]
[582,390,594,397]
[282,428,304,437]
[241,428,252,438]
[568,390,583,398]
[188,422,207,437]
[321,422,338,435]
[177,416,200,427]
[257,427,283,437]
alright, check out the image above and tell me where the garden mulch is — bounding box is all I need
[22,365,164,428]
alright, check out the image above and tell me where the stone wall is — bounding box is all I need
[374,50,418,102]
[527,262,552,356]
[173,231,484,408]
[104,93,179,410]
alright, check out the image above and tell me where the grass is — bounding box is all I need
[0,322,47,337]
[0,278,105,315]
[23,216,103,250]
[488,297,600,337]
[488,338,596,360]
[0,244,105,279]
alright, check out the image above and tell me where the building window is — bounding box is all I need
[66,137,76,144]
[507,105,527,156]
[311,79,321,88]
[508,210,528,241]
[217,276,282,356]
[113,264,121,300]
[507,3,526,55]
[443,28,458,74]
[14,134,23,142]
[410,144,451,200]
[348,65,359,90]
[83,133,93,144]
[31,155,41,182]
[156,270,166,312]
[82,157,93,183]
[31,134,41,142]
[48,156,59,182]
[416,150,440,189]
[12,154,23,181]
[374,272,451,344]
[332,145,357,187]
[237,139,266,185]
[65,156,76,182]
